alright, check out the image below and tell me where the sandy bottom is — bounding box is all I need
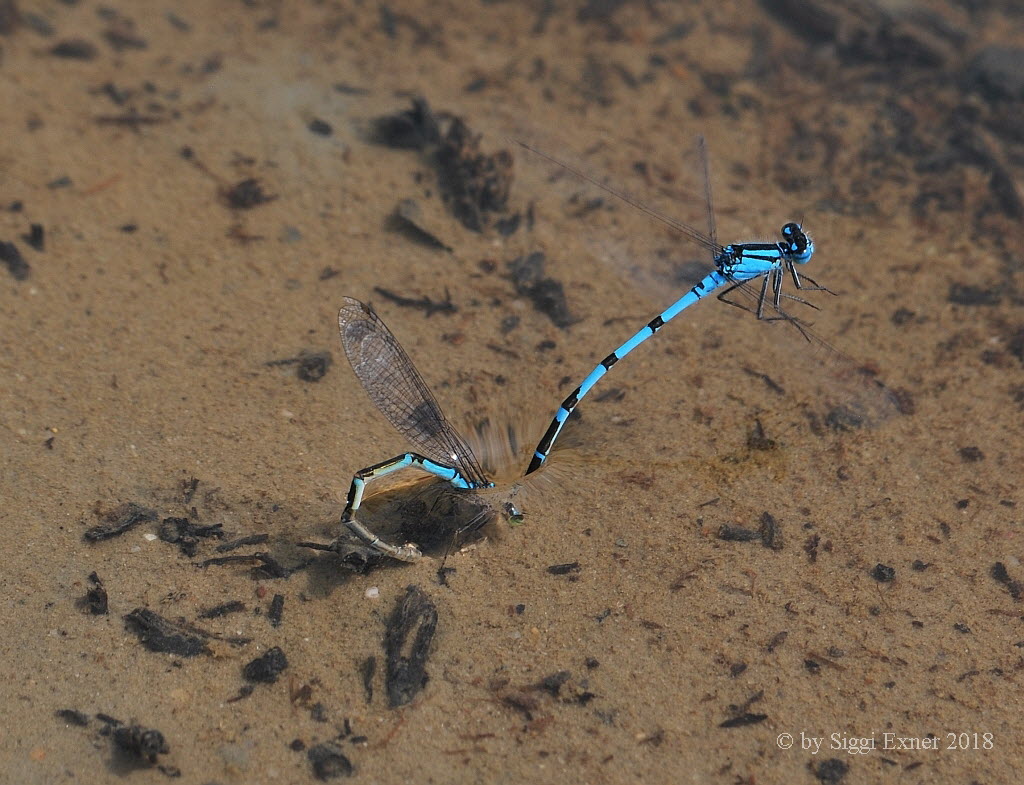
[1,1,1022,783]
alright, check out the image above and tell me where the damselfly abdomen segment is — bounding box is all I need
[335,297,493,561]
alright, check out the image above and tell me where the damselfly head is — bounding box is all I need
[780,222,813,264]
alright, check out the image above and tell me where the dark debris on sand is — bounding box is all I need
[491,669,597,722]
[373,285,456,317]
[158,516,224,556]
[111,723,170,766]
[243,646,289,683]
[371,97,513,232]
[384,585,438,708]
[507,251,574,328]
[123,608,210,657]
[83,571,109,615]
[307,741,354,779]
[266,351,333,382]
[84,502,157,541]
[223,178,276,209]
[0,240,29,280]
[58,711,174,772]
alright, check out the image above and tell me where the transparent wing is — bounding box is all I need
[338,297,488,486]
[513,139,723,257]
[513,138,903,430]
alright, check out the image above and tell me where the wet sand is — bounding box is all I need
[1,1,1022,782]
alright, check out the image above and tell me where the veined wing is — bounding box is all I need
[338,297,488,487]
[514,139,723,257]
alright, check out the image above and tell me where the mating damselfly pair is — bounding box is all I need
[325,138,892,562]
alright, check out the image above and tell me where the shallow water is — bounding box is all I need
[1,1,1022,782]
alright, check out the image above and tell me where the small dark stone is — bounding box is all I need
[958,446,984,462]
[546,561,581,575]
[308,742,354,779]
[243,646,288,683]
[22,223,44,250]
[224,178,276,209]
[56,708,90,726]
[870,563,896,583]
[51,39,98,59]
[991,562,1023,601]
[0,241,29,280]
[308,118,332,136]
[992,562,1011,583]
